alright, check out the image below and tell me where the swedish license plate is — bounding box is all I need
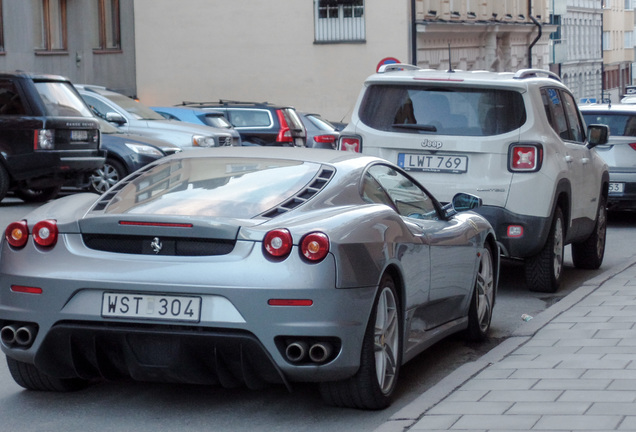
[70,130,89,141]
[102,293,201,322]
[609,182,625,194]
[398,153,468,173]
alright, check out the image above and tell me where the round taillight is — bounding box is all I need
[263,229,293,258]
[300,232,329,262]
[5,221,29,248]
[33,220,58,247]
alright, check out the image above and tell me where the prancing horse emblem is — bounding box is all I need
[150,237,163,254]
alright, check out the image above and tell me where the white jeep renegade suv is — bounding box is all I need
[339,66,610,293]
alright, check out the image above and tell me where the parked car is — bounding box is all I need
[75,85,239,149]
[1,147,497,410]
[0,71,105,203]
[339,65,610,293]
[299,112,340,149]
[580,103,636,211]
[179,100,306,147]
[150,106,242,145]
[85,118,182,194]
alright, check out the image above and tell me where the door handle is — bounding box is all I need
[565,155,573,163]
[581,158,590,164]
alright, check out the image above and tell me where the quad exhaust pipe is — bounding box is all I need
[284,340,333,364]
[1,323,37,347]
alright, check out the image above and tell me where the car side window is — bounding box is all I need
[364,164,438,220]
[561,92,585,143]
[0,80,26,115]
[542,88,584,143]
[82,93,114,119]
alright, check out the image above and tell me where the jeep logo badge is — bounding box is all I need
[421,139,443,149]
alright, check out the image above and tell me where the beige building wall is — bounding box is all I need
[602,0,634,101]
[133,0,411,123]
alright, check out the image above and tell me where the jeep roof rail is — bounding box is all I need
[377,63,422,73]
[513,69,562,82]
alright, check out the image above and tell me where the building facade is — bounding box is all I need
[601,0,634,102]
[0,0,136,96]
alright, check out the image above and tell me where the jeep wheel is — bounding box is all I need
[525,207,564,293]
[572,196,607,269]
[0,164,9,202]
[14,185,62,203]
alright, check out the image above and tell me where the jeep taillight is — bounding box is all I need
[276,110,293,143]
[34,129,55,150]
[629,143,636,151]
[508,143,543,172]
[339,136,362,152]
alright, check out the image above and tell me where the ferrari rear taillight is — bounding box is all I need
[5,221,29,248]
[339,136,361,152]
[276,110,293,143]
[508,143,543,172]
[32,220,58,247]
[300,232,330,262]
[264,229,293,258]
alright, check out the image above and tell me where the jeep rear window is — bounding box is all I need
[359,85,526,136]
[34,82,95,118]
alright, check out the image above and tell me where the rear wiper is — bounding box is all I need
[391,123,437,132]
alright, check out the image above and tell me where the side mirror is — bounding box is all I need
[106,111,127,126]
[443,193,483,218]
[587,124,609,148]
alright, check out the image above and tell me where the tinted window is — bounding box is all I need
[227,109,272,128]
[582,112,636,137]
[364,164,438,220]
[103,158,322,217]
[0,80,26,115]
[359,85,526,137]
[35,82,94,117]
[542,88,584,143]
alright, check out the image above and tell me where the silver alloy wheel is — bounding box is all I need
[90,163,121,193]
[475,247,495,333]
[552,216,564,280]
[374,286,399,394]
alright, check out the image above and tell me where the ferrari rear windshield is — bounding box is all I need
[103,157,322,217]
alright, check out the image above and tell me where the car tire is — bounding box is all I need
[466,243,495,342]
[525,206,564,293]
[319,273,401,410]
[89,158,127,194]
[572,195,607,270]
[14,185,62,203]
[0,163,9,202]
[6,356,89,392]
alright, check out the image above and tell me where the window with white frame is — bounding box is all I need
[626,0,633,10]
[314,0,365,43]
[603,31,611,50]
[625,31,634,48]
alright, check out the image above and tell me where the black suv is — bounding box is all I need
[0,71,105,203]
[178,100,307,147]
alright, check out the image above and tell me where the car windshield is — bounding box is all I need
[102,92,166,120]
[359,84,526,136]
[34,82,95,117]
[103,157,322,217]
[202,114,233,129]
[582,112,636,137]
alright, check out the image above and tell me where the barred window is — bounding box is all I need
[314,0,365,43]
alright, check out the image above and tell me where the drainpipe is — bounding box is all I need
[411,0,417,65]
[528,0,542,68]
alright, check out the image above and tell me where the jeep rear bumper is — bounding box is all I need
[472,205,551,259]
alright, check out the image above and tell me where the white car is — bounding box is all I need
[339,65,610,293]
[580,103,636,211]
[75,85,240,150]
